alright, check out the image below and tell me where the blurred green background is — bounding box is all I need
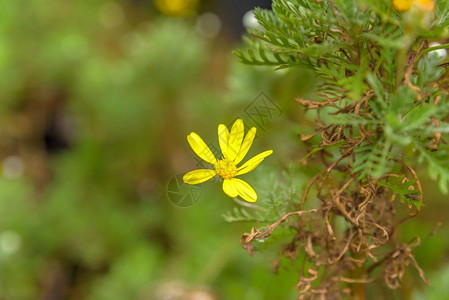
[0,0,448,299]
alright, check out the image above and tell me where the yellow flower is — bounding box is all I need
[393,0,412,10]
[183,119,273,203]
[154,0,198,17]
[393,0,435,11]
[414,0,435,11]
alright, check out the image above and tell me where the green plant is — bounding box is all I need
[229,0,449,298]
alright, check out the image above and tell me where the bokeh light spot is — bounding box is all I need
[195,13,221,38]
[243,10,263,30]
[2,156,24,179]
[0,230,21,255]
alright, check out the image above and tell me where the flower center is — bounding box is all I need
[214,159,237,179]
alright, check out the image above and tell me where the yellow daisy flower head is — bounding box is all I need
[183,119,273,203]
[393,0,435,11]
[154,0,199,17]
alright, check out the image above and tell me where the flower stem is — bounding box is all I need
[349,252,366,300]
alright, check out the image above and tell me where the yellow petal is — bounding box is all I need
[187,132,217,165]
[218,124,229,159]
[231,178,257,202]
[393,0,412,11]
[415,0,434,11]
[227,119,244,161]
[222,178,238,198]
[237,150,273,175]
[234,127,256,164]
[183,169,216,184]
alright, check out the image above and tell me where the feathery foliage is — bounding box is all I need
[233,0,449,297]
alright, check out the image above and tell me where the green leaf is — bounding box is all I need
[377,177,422,210]
[354,138,392,179]
[415,142,449,194]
